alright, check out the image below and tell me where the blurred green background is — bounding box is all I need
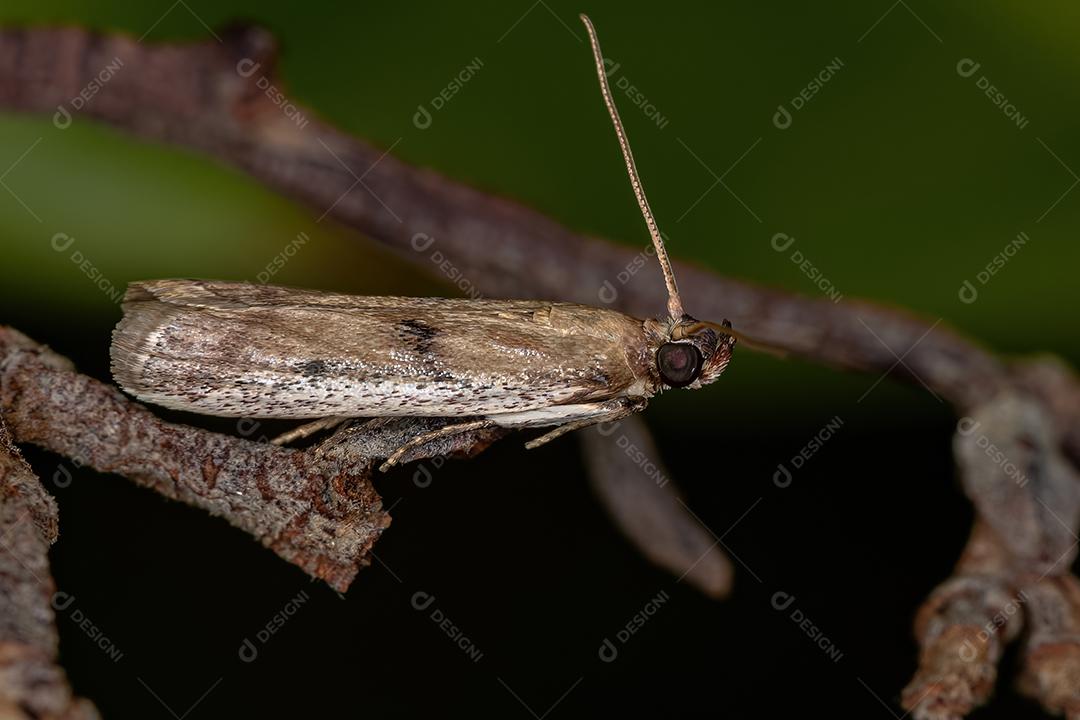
[1,0,1076,424]
[1,3,1076,718]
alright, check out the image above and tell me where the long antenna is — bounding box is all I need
[580,13,685,321]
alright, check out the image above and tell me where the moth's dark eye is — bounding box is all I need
[657,342,702,388]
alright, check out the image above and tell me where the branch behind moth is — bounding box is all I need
[108,17,739,470]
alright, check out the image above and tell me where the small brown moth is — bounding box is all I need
[110,14,737,471]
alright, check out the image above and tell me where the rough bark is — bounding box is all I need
[0,326,390,592]
[0,417,98,719]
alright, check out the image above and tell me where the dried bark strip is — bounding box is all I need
[0,326,389,592]
[0,417,99,719]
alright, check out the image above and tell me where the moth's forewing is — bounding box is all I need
[111,280,656,419]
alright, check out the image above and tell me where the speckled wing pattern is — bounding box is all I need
[110,280,655,420]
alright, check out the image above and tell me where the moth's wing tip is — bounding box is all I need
[109,292,178,399]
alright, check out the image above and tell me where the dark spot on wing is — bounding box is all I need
[300,359,328,376]
[398,319,439,356]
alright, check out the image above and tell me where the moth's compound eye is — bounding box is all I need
[657,342,702,388]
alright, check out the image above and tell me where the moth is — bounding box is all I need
[110,15,737,471]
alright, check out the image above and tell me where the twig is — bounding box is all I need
[0,416,99,719]
[0,25,1013,415]
[901,522,1018,719]
[0,326,390,592]
[1019,574,1080,719]
[580,414,732,598]
[903,389,1080,719]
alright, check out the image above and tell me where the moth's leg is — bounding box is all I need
[271,416,349,445]
[379,419,497,473]
[522,408,630,446]
[524,405,637,449]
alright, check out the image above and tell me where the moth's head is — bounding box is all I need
[580,14,738,393]
[653,317,736,391]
